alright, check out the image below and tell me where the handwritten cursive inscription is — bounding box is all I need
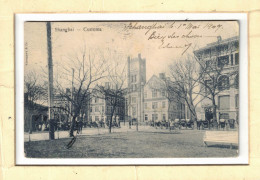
[123,21,224,55]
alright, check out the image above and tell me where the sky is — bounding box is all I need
[24,21,239,85]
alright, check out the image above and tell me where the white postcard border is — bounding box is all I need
[15,13,248,165]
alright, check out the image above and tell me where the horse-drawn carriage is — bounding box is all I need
[173,119,181,129]
[197,119,210,130]
[185,119,194,129]
[219,119,236,130]
[174,119,194,129]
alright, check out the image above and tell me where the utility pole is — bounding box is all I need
[46,22,54,140]
[71,68,74,118]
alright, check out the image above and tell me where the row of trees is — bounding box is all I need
[25,46,128,136]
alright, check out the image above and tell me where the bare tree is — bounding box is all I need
[168,56,203,128]
[193,39,239,124]
[55,46,108,137]
[149,76,181,131]
[24,70,47,107]
[94,57,128,133]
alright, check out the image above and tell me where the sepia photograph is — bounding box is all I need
[16,14,248,164]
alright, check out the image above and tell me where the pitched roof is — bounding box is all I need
[145,75,166,90]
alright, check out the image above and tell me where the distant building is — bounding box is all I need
[24,93,48,132]
[89,84,125,125]
[143,74,186,123]
[194,36,239,122]
[127,54,146,123]
[126,54,188,123]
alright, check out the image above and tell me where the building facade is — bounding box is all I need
[127,54,146,123]
[194,36,239,122]
[89,84,125,125]
[143,74,186,123]
[126,54,187,123]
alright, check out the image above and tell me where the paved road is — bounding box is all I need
[24,125,160,142]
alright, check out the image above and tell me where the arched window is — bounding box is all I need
[218,75,230,91]
[234,75,239,89]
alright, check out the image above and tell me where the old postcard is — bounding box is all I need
[15,14,248,165]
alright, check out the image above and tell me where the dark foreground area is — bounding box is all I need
[25,130,238,158]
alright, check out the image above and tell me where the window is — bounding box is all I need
[145,114,148,121]
[161,90,166,97]
[163,114,166,121]
[217,55,229,67]
[234,75,239,89]
[131,75,136,82]
[231,54,233,65]
[132,97,136,103]
[95,98,98,103]
[90,107,93,112]
[144,92,147,98]
[218,75,230,91]
[218,95,230,110]
[131,75,137,83]
[144,103,147,109]
[205,80,213,94]
[95,106,99,112]
[106,106,110,112]
[235,94,239,108]
[152,90,157,98]
[95,116,99,121]
[235,53,239,65]
[132,106,136,116]
[162,101,166,108]
[132,84,137,91]
[102,106,104,113]
[152,102,158,109]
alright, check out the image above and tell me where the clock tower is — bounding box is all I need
[127,54,146,125]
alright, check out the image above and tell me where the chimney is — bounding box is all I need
[105,82,110,89]
[66,88,70,94]
[217,36,222,43]
[159,73,166,80]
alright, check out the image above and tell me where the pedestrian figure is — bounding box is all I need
[79,120,83,134]
[75,119,79,134]
[129,120,131,129]
[170,120,174,131]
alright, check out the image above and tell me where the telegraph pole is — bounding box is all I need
[70,68,74,118]
[46,22,55,140]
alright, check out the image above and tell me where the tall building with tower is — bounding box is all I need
[127,54,146,123]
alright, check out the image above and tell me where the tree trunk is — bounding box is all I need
[168,101,171,131]
[188,93,198,130]
[109,115,113,133]
[212,95,217,130]
[70,116,76,137]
